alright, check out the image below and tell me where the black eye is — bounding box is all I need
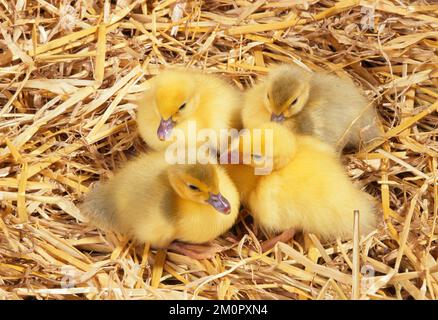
[179,103,186,111]
[290,98,297,106]
[188,184,200,191]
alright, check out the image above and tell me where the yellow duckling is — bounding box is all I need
[242,64,381,151]
[136,69,242,151]
[226,123,377,249]
[81,152,239,258]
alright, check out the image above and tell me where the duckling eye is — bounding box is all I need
[188,184,200,191]
[290,98,298,107]
[179,103,186,111]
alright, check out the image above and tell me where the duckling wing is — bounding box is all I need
[308,74,378,149]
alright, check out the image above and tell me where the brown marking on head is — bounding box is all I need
[265,65,312,118]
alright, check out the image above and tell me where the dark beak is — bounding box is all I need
[206,192,231,214]
[157,117,175,141]
[271,113,285,123]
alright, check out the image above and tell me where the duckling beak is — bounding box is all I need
[206,192,231,215]
[271,113,285,123]
[157,117,175,141]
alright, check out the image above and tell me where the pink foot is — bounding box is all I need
[261,229,295,252]
[168,242,223,260]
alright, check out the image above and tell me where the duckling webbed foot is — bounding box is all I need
[169,242,223,260]
[261,228,295,252]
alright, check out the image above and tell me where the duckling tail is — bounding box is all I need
[80,182,118,232]
[347,115,383,150]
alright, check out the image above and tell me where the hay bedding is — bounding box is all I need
[0,0,437,300]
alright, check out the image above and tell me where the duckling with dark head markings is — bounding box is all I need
[243,64,382,151]
[81,152,240,257]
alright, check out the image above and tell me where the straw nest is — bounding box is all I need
[1,0,437,300]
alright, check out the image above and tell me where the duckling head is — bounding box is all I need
[167,164,231,214]
[231,122,296,172]
[152,70,199,141]
[264,65,311,123]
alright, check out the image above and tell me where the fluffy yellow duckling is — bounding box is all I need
[136,69,242,151]
[242,64,381,151]
[81,152,239,258]
[226,123,377,249]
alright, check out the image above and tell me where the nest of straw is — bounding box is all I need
[0,0,437,300]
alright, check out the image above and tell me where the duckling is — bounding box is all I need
[222,161,259,207]
[242,64,382,151]
[227,123,377,249]
[81,152,240,258]
[136,69,242,151]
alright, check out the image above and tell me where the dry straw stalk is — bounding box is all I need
[0,0,437,300]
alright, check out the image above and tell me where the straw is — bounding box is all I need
[1,0,437,300]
